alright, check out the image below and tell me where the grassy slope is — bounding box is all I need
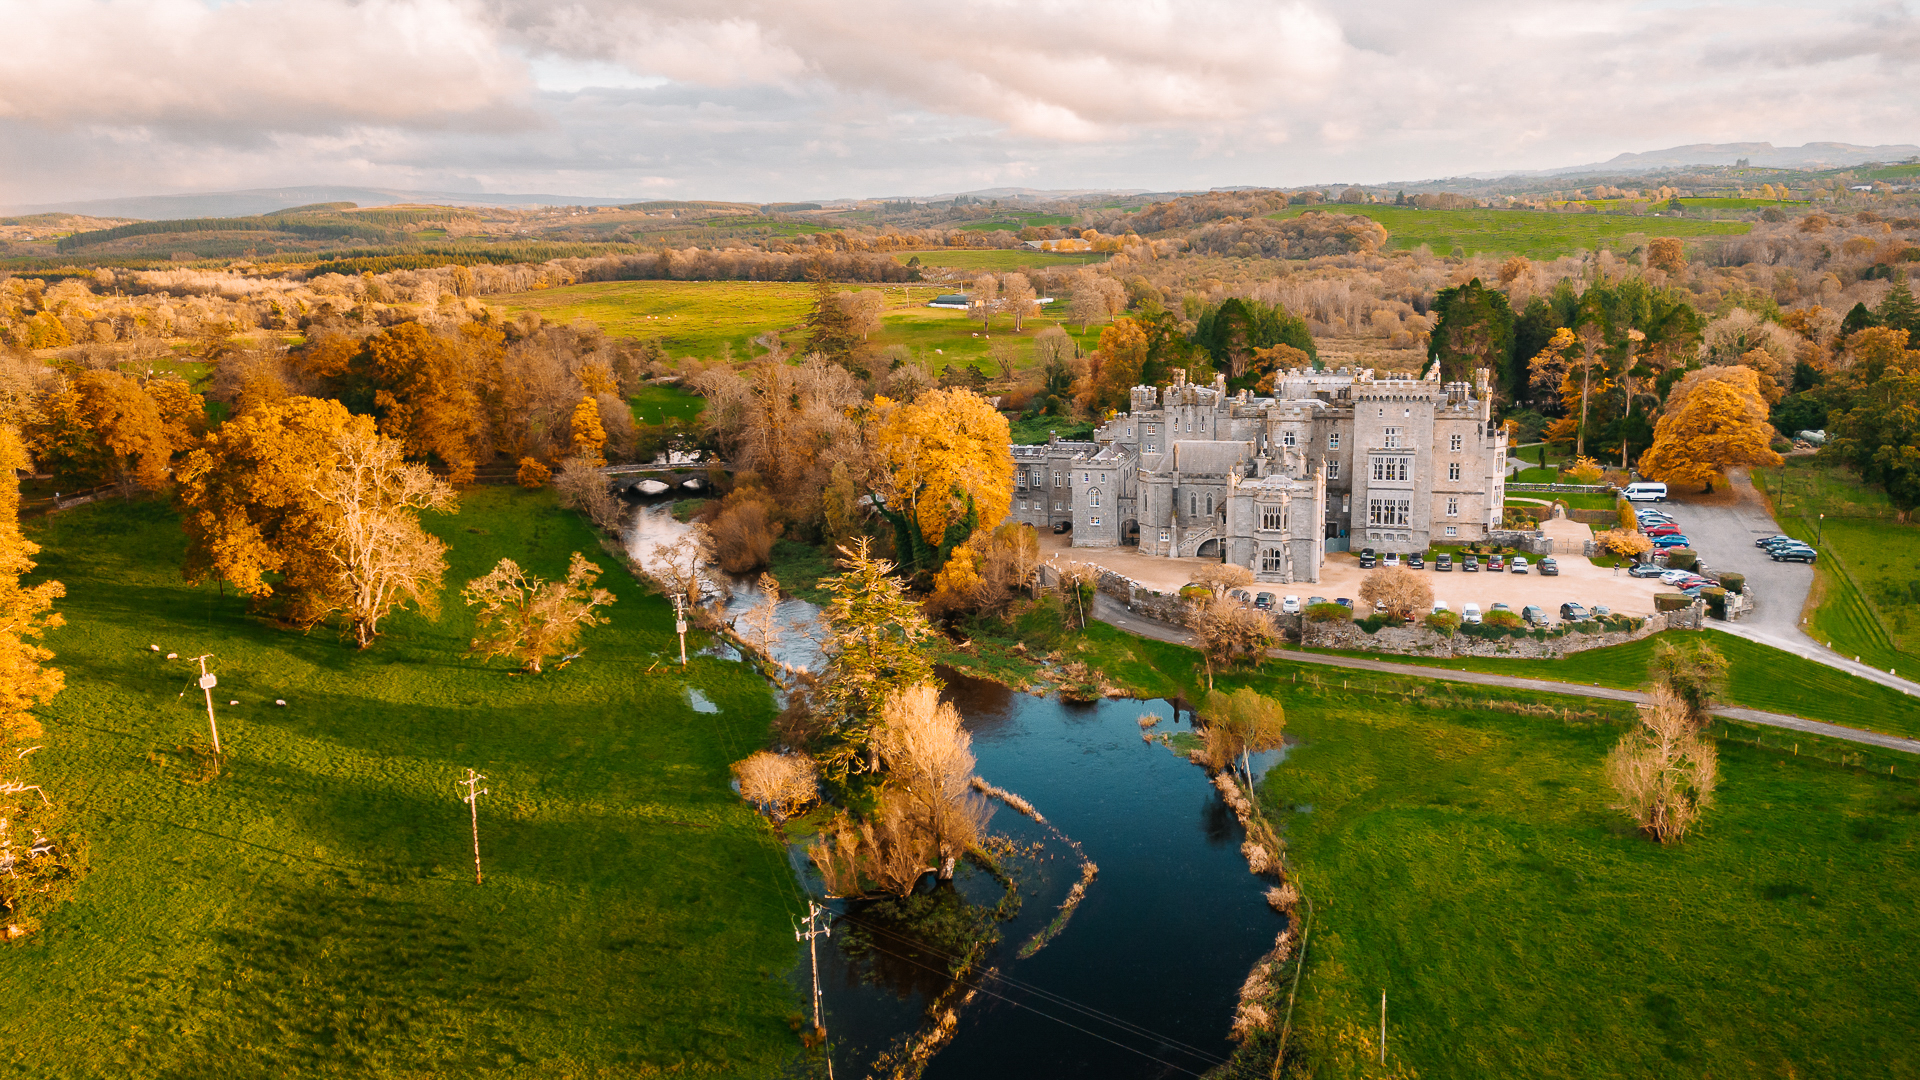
[1300,630,1920,737]
[5,491,803,1078]
[1256,667,1920,1079]
[891,249,1105,271]
[628,381,707,425]
[1269,205,1750,259]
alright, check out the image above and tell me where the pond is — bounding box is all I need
[623,503,1286,1078]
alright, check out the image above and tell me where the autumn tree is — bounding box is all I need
[1526,326,1577,403]
[177,398,456,647]
[970,274,1000,329]
[733,751,819,819]
[1092,317,1148,411]
[362,322,484,482]
[0,424,63,742]
[569,396,607,464]
[1199,688,1286,776]
[1186,596,1278,688]
[1648,637,1728,726]
[463,551,616,673]
[516,457,551,489]
[867,389,1012,575]
[1247,342,1311,394]
[28,371,199,491]
[816,539,937,779]
[839,289,887,340]
[873,684,992,879]
[1606,685,1718,844]
[1647,237,1687,275]
[1637,367,1782,493]
[1358,566,1433,621]
[1190,563,1254,598]
[554,457,624,532]
[1823,327,1920,510]
[1000,273,1038,331]
[1069,270,1126,331]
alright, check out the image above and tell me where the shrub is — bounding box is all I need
[1596,528,1654,558]
[1565,456,1605,485]
[732,751,819,819]
[1359,566,1432,621]
[516,457,551,489]
[709,492,782,573]
[1304,602,1351,623]
[1664,547,1698,571]
[1702,586,1728,619]
[1716,571,1746,594]
[1483,609,1524,629]
[1616,497,1638,533]
[1654,592,1693,612]
[1179,583,1213,599]
[1356,613,1390,634]
[1424,609,1461,634]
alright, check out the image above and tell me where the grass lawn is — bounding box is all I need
[1250,666,1920,1079]
[629,381,707,425]
[1298,630,1920,738]
[1267,205,1750,260]
[1007,415,1095,444]
[1755,461,1919,667]
[6,490,806,1078]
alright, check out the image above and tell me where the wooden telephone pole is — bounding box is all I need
[457,769,488,885]
[185,655,222,755]
[795,900,834,1077]
[673,594,689,666]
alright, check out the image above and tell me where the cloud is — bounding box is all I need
[0,0,1916,207]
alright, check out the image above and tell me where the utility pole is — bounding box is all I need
[457,769,488,886]
[796,899,833,1076]
[1380,990,1387,1066]
[186,655,222,755]
[673,594,689,666]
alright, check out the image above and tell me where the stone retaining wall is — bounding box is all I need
[1299,605,1702,658]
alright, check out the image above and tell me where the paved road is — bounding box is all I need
[1652,471,1919,697]
[1088,592,1920,754]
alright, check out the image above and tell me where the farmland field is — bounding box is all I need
[1268,205,1751,259]
[4,491,805,1077]
[892,249,1106,271]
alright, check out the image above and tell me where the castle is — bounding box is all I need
[1005,365,1509,584]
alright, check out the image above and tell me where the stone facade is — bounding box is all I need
[1002,363,1508,585]
[1301,611,1677,658]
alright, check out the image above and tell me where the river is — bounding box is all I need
[624,502,1286,1078]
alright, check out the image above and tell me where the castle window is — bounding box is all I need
[1084,472,1090,484]
[1190,493,1198,516]
[1205,494,1214,516]
[1367,498,1411,526]
[1446,525,1458,537]
[1091,516,1102,527]
[1371,456,1411,482]
[1147,424,1157,435]
[1262,548,1283,572]
[1384,427,1401,449]
[1089,489,1102,508]
[1146,443,1156,453]
[1282,431,1295,447]
[1160,528,1171,543]
[1448,462,1461,481]
[1326,460,1340,479]
[1262,506,1283,531]
[1447,497,1459,516]
[1053,471,1064,487]
[1450,433,1463,451]
[1329,432,1340,449]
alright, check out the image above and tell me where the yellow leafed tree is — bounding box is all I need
[867,389,1012,574]
[570,396,607,465]
[0,425,64,740]
[1637,367,1782,493]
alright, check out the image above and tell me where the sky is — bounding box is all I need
[0,0,1916,206]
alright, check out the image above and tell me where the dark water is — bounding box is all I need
[796,671,1285,1079]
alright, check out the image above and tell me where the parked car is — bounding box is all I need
[1592,605,1611,617]
[1560,602,1590,621]
[1335,597,1354,608]
[1539,557,1559,576]
[1254,593,1275,610]
[1521,604,1548,627]
[1052,520,1071,534]
[1463,555,1481,572]
[1383,552,1401,567]
[1628,562,1666,578]
[1408,552,1426,569]
[1461,602,1483,624]
[1281,596,1301,615]
[1431,600,1450,614]
[1488,553,1506,571]
[1359,551,1377,569]
[1643,523,1684,537]
[1511,556,1530,574]
[1435,553,1453,571]
[1771,546,1818,563]
[1761,536,1808,552]
[1637,510,1674,523]
[1490,602,1512,614]
[1681,583,1713,597]
[1755,534,1794,547]
[1658,569,1697,584]
[1307,596,1329,608]
[1624,481,1669,502]
[1650,534,1692,549]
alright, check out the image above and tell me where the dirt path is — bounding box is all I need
[1086,592,1920,755]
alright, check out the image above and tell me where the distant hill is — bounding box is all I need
[1531,142,1920,176]
[0,185,641,221]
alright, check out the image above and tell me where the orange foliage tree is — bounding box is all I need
[0,425,64,740]
[867,389,1012,575]
[1637,367,1782,493]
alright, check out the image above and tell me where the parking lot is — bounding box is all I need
[1311,545,1670,620]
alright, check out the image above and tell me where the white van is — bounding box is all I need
[1623,482,1668,503]
[1462,602,1482,625]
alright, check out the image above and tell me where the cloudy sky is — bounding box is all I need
[1,0,1916,206]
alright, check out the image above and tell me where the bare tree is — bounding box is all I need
[553,457,624,532]
[738,572,784,659]
[1033,324,1074,370]
[873,684,994,880]
[1000,273,1038,331]
[971,274,1000,330]
[1358,566,1433,621]
[988,338,1022,380]
[733,751,818,819]
[462,551,616,672]
[1605,685,1718,844]
[839,289,887,340]
[646,525,709,609]
[1190,563,1254,599]
[1186,596,1279,688]
[305,428,457,648]
[1200,688,1287,774]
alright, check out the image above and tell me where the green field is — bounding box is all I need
[956,213,1074,232]
[629,381,707,425]
[495,278,1106,373]
[1268,205,1751,259]
[893,249,1107,271]
[1678,197,1808,211]
[6,491,805,1077]
[1756,461,1920,668]
[1861,163,1920,181]
[1301,630,1920,737]
[1254,664,1920,1079]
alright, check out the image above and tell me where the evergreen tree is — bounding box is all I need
[1875,278,1919,340]
[803,272,857,364]
[1428,278,1515,388]
[815,539,938,780]
[1840,301,1878,337]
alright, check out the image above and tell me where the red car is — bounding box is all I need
[1643,523,1683,537]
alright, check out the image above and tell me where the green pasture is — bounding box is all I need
[1300,630,1920,738]
[1861,163,1920,181]
[1254,664,1920,1079]
[5,491,805,1078]
[956,213,1075,232]
[1756,461,1920,667]
[892,249,1106,271]
[1268,205,1751,260]
[1679,197,1808,211]
[629,381,707,425]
